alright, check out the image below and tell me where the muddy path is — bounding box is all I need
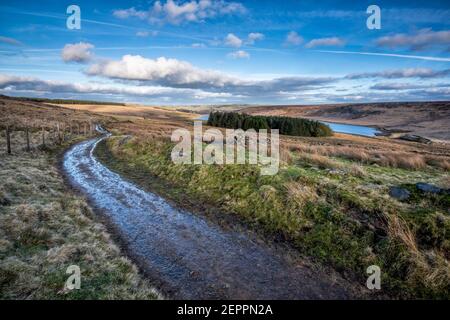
[62,133,365,299]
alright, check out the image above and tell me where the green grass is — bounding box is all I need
[96,134,450,299]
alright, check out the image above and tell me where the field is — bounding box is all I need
[0,97,160,299]
[62,101,450,299]
[1,97,449,299]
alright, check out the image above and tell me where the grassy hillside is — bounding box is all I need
[243,101,450,141]
[97,117,450,299]
[0,98,160,299]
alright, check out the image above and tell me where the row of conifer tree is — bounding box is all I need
[206,111,333,137]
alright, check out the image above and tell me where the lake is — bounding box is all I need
[196,114,381,137]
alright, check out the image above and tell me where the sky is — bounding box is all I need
[0,0,449,105]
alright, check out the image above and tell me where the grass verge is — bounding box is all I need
[96,133,449,299]
[0,139,160,299]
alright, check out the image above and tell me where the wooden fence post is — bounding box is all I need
[42,126,46,147]
[25,126,30,152]
[56,123,60,144]
[6,126,11,154]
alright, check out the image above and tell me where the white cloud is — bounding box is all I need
[228,50,250,59]
[376,29,450,51]
[113,0,246,25]
[247,32,264,44]
[84,54,338,100]
[346,68,450,79]
[369,82,441,90]
[192,43,207,48]
[316,50,450,62]
[285,31,303,46]
[305,37,345,48]
[86,55,240,88]
[113,7,147,19]
[0,73,235,100]
[224,33,243,47]
[61,42,94,63]
[135,30,158,37]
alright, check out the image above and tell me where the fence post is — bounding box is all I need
[25,126,30,152]
[6,126,11,154]
[42,126,46,147]
[56,123,60,144]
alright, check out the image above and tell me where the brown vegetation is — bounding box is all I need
[243,101,450,141]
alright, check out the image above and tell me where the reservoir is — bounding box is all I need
[197,114,381,137]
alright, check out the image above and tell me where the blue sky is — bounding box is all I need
[0,0,449,105]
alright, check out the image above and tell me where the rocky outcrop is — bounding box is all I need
[416,183,448,195]
[389,187,411,201]
[398,134,432,144]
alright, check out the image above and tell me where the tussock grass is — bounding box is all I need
[0,150,160,300]
[285,137,449,171]
[99,118,450,299]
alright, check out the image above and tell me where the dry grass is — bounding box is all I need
[299,153,344,170]
[284,182,318,207]
[0,150,161,299]
[0,98,160,299]
[284,136,449,171]
[59,103,194,121]
[384,213,450,295]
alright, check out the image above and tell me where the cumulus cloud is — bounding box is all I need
[246,32,264,44]
[376,29,450,51]
[0,36,23,46]
[113,7,148,19]
[0,74,234,101]
[85,55,239,88]
[305,37,345,48]
[224,33,243,47]
[227,50,250,59]
[61,42,94,63]
[84,54,336,96]
[346,68,450,79]
[113,0,246,25]
[285,31,303,46]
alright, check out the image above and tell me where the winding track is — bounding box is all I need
[62,133,361,299]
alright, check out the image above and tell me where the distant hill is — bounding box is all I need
[0,95,125,106]
[241,101,450,141]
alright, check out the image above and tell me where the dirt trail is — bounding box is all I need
[62,133,364,299]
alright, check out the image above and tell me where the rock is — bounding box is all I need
[398,134,432,144]
[416,183,443,194]
[0,192,11,206]
[389,187,410,201]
